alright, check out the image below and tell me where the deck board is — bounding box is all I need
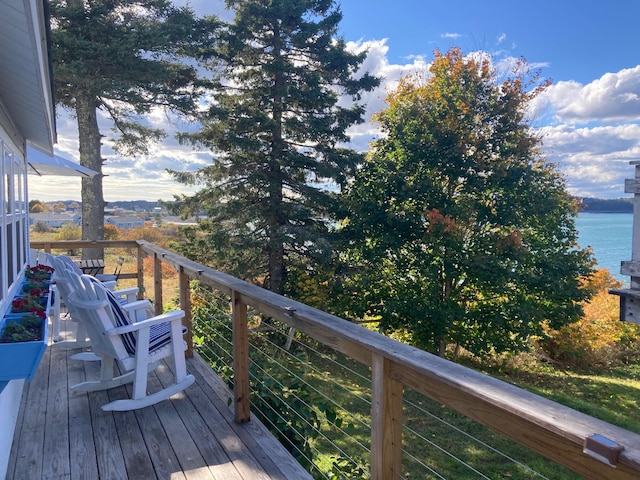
[42,343,70,479]
[7,315,312,480]
[67,348,99,480]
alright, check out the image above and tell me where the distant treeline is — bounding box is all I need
[47,197,633,213]
[578,197,633,213]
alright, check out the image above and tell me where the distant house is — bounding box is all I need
[30,213,80,227]
[105,216,145,229]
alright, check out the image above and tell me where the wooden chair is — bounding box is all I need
[67,274,194,411]
[49,254,138,347]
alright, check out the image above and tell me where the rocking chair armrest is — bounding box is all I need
[113,286,139,303]
[108,309,185,336]
[101,280,117,290]
[95,273,116,282]
[120,299,152,322]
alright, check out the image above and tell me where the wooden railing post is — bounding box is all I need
[232,290,251,423]
[179,267,193,358]
[137,242,144,300]
[371,353,403,480]
[153,252,163,316]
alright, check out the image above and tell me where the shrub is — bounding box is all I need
[541,269,640,367]
[103,223,120,240]
[56,222,81,240]
[56,222,81,255]
[32,221,50,233]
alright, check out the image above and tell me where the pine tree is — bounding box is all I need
[171,0,378,294]
[50,0,218,257]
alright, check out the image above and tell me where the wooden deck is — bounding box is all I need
[7,315,311,480]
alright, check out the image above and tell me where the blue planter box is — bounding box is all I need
[0,302,50,382]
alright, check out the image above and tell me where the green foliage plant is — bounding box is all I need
[340,48,594,357]
[55,222,82,255]
[188,282,346,476]
[1,316,44,343]
[169,0,379,295]
[56,222,81,241]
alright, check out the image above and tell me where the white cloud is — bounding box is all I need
[345,39,432,151]
[173,0,233,21]
[346,41,640,199]
[441,32,463,39]
[529,67,640,198]
[535,66,640,123]
[538,124,640,198]
[497,33,507,44]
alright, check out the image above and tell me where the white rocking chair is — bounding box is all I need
[50,254,138,346]
[67,274,195,411]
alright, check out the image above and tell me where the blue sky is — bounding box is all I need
[339,1,640,84]
[30,0,640,202]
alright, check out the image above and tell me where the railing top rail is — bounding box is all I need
[30,240,139,250]
[134,240,640,476]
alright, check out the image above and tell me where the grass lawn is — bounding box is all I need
[473,360,640,435]
[195,313,639,479]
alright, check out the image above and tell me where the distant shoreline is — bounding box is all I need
[580,211,632,214]
[578,197,633,214]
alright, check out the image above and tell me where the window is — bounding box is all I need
[0,138,28,309]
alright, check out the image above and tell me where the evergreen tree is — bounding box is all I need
[341,48,594,356]
[50,0,218,258]
[170,0,378,294]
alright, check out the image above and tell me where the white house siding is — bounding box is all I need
[0,0,56,476]
[106,216,145,229]
[0,103,30,480]
[30,212,81,227]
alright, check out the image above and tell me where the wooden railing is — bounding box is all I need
[32,239,640,479]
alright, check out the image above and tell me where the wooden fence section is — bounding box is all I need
[32,240,640,479]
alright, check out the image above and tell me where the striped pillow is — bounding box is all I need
[89,278,186,356]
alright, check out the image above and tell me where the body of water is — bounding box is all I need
[575,212,633,280]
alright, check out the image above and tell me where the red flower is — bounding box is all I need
[29,308,46,320]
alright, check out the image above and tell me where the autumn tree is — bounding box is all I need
[50,0,219,259]
[29,200,46,213]
[170,0,379,294]
[340,48,593,356]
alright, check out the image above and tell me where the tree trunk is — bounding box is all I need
[267,27,286,296]
[75,90,105,260]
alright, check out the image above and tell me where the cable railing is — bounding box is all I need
[32,240,640,479]
[188,282,578,479]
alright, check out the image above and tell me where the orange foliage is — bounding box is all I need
[542,269,640,367]
[425,208,460,235]
[103,224,120,240]
[118,224,179,248]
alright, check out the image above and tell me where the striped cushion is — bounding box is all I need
[105,290,187,355]
[88,277,186,356]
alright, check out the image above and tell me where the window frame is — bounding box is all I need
[0,138,29,314]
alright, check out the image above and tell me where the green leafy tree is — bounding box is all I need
[170,0,379,295]
[50,0,219,258]
[340,48,593,356]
